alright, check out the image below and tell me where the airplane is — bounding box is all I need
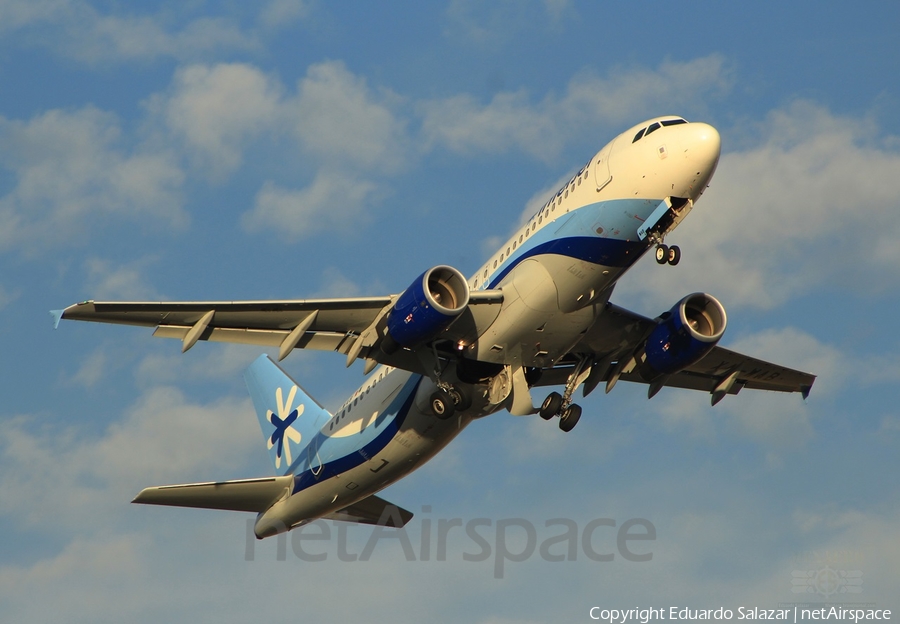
[55,116,815,539]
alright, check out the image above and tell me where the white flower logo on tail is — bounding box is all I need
[266,385,304,470]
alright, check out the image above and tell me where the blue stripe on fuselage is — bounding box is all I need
[487,236,645,288]
[485,198,660,289]
[290,374,422,495]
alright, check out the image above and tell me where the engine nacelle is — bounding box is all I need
[640,293,727,378]
[384,265,470,351]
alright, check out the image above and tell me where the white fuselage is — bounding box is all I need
[255,117,722,536]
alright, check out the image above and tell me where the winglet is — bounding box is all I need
[801,384,812,402]
[50,309,64,330]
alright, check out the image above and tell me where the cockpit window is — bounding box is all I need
[633,118,689,143]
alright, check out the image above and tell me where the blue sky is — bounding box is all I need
[2,1,899,621]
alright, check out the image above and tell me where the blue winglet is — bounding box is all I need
[50,309,64,330]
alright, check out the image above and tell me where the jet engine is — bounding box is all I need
[639,293,727,379]
[382,265,470,353]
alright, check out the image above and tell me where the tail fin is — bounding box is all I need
[244,354,331,474]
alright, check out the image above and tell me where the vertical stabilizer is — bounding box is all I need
[244,354,331,474]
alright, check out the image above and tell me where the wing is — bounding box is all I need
[536,303,815,404]
[55,291,504,373]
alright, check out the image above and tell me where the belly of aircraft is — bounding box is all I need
[272,402,472,529]
[471,251,631,367]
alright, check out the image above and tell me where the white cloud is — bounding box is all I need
[72,14,256,64]
[83,256,164,301]
[69,348,107,388]
[258,0,313,31]
[314,267,365,298]
[0,387,258,531]
[420,90,562,160]
[289,61,410,172]
[0,1,269,63]
[419,55,731,160]
[243,174,381,240]
[0,0,70,31]
[135,343,269,388]
[0,533,151,622]
[145,60,409,238]
[0,282,19,310]
[155,63,283,178]
[0,107,186,252]
[443,0,573,46]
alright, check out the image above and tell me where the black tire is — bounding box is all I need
[430,391,455,419]
[655,245,668,264]
[449,385,472,412]
[540,392,563,420]
[559,404,582,432]
[667,245,681,266]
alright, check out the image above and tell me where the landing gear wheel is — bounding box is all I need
[559,404,582,432]
[430,390,455,420]
[540,392,563,420]
[655,244,669,264]
[448,385,472,412]
[667,245,681,266]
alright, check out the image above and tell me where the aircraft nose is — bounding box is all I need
[680,122,720,199]
[685,123,720,168]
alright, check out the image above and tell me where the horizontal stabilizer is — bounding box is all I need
[133,476,294,513]
[322,494,413,528]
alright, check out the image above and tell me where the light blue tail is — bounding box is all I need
[244,354,331,474]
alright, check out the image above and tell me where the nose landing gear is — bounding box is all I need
[655,244,681,266]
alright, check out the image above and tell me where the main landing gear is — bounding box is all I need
[539,391,582,432]
[429,385,472,420]
[655,244,681,266]
[538,352,591,432]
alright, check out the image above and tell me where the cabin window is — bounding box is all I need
[512,240,517,250]
[519,234,523,243]
[493,260,498,269]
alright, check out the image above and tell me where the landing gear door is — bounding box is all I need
[594,139,615,192]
